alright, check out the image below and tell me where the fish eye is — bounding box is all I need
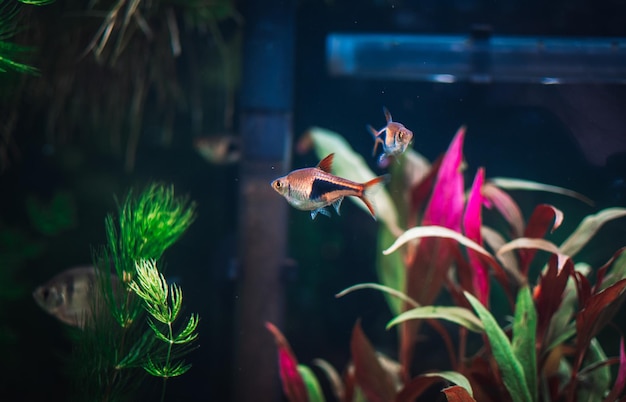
[275,180,282,188]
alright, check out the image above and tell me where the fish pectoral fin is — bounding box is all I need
[332,197,344,216]
[383,106,393,123]
[372,137,384,156]
[367,124,379,138]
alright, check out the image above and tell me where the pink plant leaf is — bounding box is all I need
[265,322,309,402]
[463,167,489,305]
[442,385,478,402]
[350,320,396,402]
[482,182,525,238]
[603,337,626,402]
[518,204,564,275]
[422,125,466,230]
[408,155,443,227]
[401,127,466,378]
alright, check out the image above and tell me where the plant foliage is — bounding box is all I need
[70,183,197,402]
[269,126,626,401]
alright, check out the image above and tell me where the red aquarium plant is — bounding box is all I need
[270,126,626,401]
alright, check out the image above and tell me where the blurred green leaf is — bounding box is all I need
[465,291,532,402]
[336,282,418,310]
[387,306,484,333]
[25,192,76,236]
[512,285,538,402]
[423,371,474,397]
[488,177,594,206]
[297,365,326,402]
[577,338,611,402]
[560,208,626,258]
[376,226,406,315]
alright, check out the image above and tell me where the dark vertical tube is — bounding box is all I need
[234,0,295,401]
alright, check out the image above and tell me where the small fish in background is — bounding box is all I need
[271,153,388,220]
[193,135,241,165]
[33,266,116,329]
[367,107,414,167]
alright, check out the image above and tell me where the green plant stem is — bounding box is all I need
[160,322,174,402]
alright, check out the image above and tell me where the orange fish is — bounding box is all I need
[367,107,413,166]
[271,153,388,219]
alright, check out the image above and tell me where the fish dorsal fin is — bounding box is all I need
[317,153,334,173]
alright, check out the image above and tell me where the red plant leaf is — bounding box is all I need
[402,127,467,377]
[396,375,443,402]
[575,279,626,371]
[443,385,478,402]
[573,270,592,310]
[519,204,564,275]
[351,320,396,402]
[593,247,626,294]
[534,255,573,348]
[463,168,489,305]
[265,322,309,402]
[603,337,626,402]
[482,182,525,238]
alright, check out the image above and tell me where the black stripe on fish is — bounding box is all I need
[310,178,354,201]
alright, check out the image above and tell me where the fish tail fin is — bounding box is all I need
[360,174,390,219]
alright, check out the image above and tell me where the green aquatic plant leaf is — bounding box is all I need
[465,291,532,402]
[386,305,484,333]
[0,0,47,75]
[575,338,611,402]
[129,258,198,390]
[511,285,538,402]
[297,365,326,402]
[396,371,474,402]
[143,356,191,378]
[119,183,197,262]
[488,177,594,206]
[312,359,344,401]
[335,282,419,308]
[560,208,626,258]
[375,225,406,315]
[173,314,199,344]
[423,371,474,397]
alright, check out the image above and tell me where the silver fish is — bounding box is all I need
[271,153,388,219]
[367,107,414,166]
[33,266,116,328]
[193,135,241,165]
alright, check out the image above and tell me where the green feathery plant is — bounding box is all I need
[0,0,52,74]
[71,183,197,402]
[130,259,199,400]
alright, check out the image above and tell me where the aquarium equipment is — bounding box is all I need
[234,0,295,401]
[327,32,626,85]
